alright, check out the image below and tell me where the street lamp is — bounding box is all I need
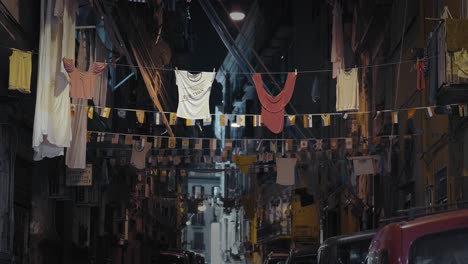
[229,10,245,21]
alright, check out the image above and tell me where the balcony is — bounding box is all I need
[429,23,468,105]
[257,220,291,243]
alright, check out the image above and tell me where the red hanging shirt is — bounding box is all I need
[253,72,297,134]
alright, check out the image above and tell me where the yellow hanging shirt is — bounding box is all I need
[9,49,32,94]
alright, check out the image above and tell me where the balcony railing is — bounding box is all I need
[257,220,291,243]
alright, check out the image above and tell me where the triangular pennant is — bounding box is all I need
[342,113,349,119]
[70,104,76,117]
[315,139,322,150]
[253,115,262,127]
[117,110,126,119]
[287,115,296,126]
[153,137,161,148]
[300,140,308,150]
[186,118,195,126]
[270,140,277,153]
[111,134,120,144]
[345,138,353,150]
[101,107,111,118]
[303,115,313,128]
[168,137,176,149]
[124,135,133,145]
[285,139,293,151]
[330,138,338,150]
[182,138,189,149]
[136,110,145,124]
[87,106,94,119]
[407,109,417,119]
[209,139,217,150]
[154,112,163,125]
[224,139,233,150]
[391,112,398,124]
[321,114,331,126]
[220,114,227,126]
[194,139,203,150]
[203,117,212,126]
[237,115,245,126]
[86,131,92,143]
[425,107,434,118]
[169,113,177,125]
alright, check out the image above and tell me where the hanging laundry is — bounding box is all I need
[331,0,345,79]
[416,59,426,91]
[33,0,76,160]
[276,157,297,186]
[8,49,32,94]
[130,140,151,170]
[174,70,215,119]
[253,72,297,134]
[63,58,106,99]
[233,155,256,175]
[336,68,359,111]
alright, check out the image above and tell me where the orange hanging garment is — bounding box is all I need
[253,72,297,134]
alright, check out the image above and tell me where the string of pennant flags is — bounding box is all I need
[87,129,420,153]
[75,102,468,128]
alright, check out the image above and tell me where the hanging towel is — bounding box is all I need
[175,70,215,119]
[276,157,296,186]
[253,72,297,134]
[336,68,359,111]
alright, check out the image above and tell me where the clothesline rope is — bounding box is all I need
[0,44,437,75]
[74,102,466,117]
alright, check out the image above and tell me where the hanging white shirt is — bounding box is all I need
[175,70,215,120]
[32,0,76,160]
[336,68,359,112]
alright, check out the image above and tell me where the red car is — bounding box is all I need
[367,209,468,264]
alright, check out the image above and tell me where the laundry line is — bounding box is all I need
[0,44,438,75]
[74,102,466,118]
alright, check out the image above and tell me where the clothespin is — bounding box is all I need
[294,69,298,75]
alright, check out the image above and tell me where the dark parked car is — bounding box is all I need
[286,245,318,264]
[157,251,190,264]
[318,230,376,264]
[264,252,289,264]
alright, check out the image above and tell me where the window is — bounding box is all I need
[193,232,205,250]
[192,185,205,199]
[409,228,468,264]
[192,212,205,226]
[435,168,447,204]
[336,238,373,264]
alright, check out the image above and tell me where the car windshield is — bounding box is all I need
[409,228,468,264]
[336,238,372,264]
[159,254,187,264]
